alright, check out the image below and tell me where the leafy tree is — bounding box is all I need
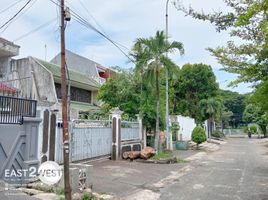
[97,68,140,118]
[251,81,268,112]
[221,110,233,129]
[200,97,223,138]
[220,90,247,127]
[176,0,268,86]
[174,63,220,122]
[191,126,207,149]
[243,104,268,136]
[131,30,184,151]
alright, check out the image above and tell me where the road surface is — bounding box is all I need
[157,138,268,200]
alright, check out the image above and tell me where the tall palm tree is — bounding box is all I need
[200,98,222,138]
[131,31,184,151]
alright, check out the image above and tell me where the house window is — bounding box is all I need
[55,83,92,104]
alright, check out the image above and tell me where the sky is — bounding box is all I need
[0,0,253,94]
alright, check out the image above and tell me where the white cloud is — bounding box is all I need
[0,0,251,93]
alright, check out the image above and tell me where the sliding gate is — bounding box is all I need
[56,120,112,163]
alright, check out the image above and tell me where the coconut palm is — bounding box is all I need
[131,30,184,151]
[200,98,223,138]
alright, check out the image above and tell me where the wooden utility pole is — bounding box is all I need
[60,0,71,199]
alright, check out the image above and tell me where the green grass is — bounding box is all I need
[81,193,99,200]
[176,158,189,163]
[55,187,65,196]
[152,151,172,160]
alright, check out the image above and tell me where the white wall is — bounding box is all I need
[176,115,196,141]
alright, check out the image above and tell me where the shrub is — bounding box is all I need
[212,130,225,138]
[191,126,207,148]
[243,127,249,134]
[249,125,258,134]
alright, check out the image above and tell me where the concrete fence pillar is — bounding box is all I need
[111,107,122,160]
[137,114,145,148]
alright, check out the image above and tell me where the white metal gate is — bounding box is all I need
[56,120,112,163]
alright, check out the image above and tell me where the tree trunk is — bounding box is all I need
[122,151,141,160]
[154,67,160,151]
[260,125,267,138]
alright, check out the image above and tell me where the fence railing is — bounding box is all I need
[0,95,37,124]
[121,121,140,141]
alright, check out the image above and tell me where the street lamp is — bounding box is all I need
[165,0,172,150]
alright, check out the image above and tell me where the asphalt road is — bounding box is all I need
[158,138,268,200]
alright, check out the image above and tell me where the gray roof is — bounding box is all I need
[34,58,100,91]
[50,50,101,77]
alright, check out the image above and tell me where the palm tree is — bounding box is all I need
[131,31,184,151]
[200,98,222,138]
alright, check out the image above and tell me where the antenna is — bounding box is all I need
[44,44,47,61]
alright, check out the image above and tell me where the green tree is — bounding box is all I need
[220,90,247,127]
[97,68,140,118]
[174,63,220,122]
[176,0,268,85]
[243,104,268,136]
[132,30,184,151]
[200,98,223,138]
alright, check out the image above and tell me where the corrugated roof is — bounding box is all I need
[34,58,100,90]
[70,101,100,112]
[0,83,17,93]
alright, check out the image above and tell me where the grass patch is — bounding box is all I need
[176,158,189,163]
[82,193,99,200]
[152,150,172,160]
[55,187,65,196]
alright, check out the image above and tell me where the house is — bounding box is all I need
[0,38,20,96]
[14,56,101,119]
[0,38,112,119]
[50,50,115,85]
[0,38,40,182]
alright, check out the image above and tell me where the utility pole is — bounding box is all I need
[165,0,172,150]
[60,0,71,199]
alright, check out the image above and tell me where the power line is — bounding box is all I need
[72,14,134,63]
[1,0,38,35]
[48,0,134,63]
[0,0,32,30]
[0,0,25,15]
[77,0,107,35]
[13,18,56,42]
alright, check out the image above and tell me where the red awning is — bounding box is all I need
[0,83,17,93]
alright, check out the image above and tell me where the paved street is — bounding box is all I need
[92,138,268,200]
[128,138,268,200]
[1,138,268,200]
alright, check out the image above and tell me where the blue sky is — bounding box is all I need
[0,0,252,94]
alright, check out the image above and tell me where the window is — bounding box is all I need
[55,83,92,104]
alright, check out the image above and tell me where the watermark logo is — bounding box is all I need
[38,161,62,185]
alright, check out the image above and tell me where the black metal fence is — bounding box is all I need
[0,95,37,124]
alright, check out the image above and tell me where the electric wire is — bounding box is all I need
[13,18,56,42]
[0,0,32,30]
[0,0,25,15]
[71,11,134,63]
[71,0,131,51]
[0,0,38,35]
[48,0,134,63]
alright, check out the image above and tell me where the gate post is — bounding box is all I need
[112,108,122,160]
[137,114,145,148]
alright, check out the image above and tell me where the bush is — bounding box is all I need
[249,125,258,134]
[191,126,207,148]
[243,127,249,134]
[212,130,225,138]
